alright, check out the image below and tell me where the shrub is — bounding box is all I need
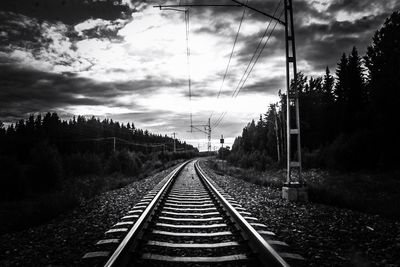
[106,152,121,174]
[0,191,79,234]
[64,152,103,177]
[321,130,378,170]
[303,148,323,169]
[106,150,142,176]
[119,150,142,176]
[26,142,63,193]
[0,156,27,200]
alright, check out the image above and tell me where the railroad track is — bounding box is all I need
[83,160,305,266]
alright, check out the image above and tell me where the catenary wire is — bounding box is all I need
[209,0,249,120]
[213,1,283,130]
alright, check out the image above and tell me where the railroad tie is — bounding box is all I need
[141,253,249,263]
[83,160,304,266]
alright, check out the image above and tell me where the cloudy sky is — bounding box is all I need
[0,0,398,150]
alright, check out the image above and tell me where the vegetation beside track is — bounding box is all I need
[223,11,400,172]
[0,113,198,234]
[201,160,400,266]
[206,158,400,220]
[210,11,400,221]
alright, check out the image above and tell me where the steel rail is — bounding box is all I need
[194,160,290,267]
[104,160,190,267]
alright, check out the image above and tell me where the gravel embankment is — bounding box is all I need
[0,165,178,266]
[199,161,400,266]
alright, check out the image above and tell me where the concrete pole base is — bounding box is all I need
[282,182,308,202]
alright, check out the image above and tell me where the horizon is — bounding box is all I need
[0,0,398,150]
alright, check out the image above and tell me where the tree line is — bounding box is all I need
[0,113,197,201]
[227,11,400,171]
[0,113,193,156]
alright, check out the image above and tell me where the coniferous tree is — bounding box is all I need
[334,53,352,132]
[229,10,400,170]
[364,11,400,167]
[320,67,336,141]
[334,53,349,104]
[322,67,335,105]
[365,11,400,121]
[347,47,366,114]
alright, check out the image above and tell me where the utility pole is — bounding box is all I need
[273,105,281,162]
[113,137,116,152]
[207,118,211,152]
[220,134,224,159]
[220,134,225,171]
[282,0,307,201]
[172,132,177,152]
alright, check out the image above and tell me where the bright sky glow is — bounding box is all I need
[1,0,398,150]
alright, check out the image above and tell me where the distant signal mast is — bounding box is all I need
[190,118,211,152]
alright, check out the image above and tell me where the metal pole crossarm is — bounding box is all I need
[153,1,286,25]
[158,7,187,12]
[230,0,286,25]
[190,125,208,134]
[153,4,242,8]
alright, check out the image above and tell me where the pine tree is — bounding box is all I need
[347,46,366,113]
[322,66,335,105]
[365,11,400,120]
[334,53,349,103]
[364,11,400,167]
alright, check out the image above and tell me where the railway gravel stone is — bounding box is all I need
[0,166,179,266]
[199,160,400,266]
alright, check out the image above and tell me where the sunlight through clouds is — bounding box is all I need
[1,0,397,148]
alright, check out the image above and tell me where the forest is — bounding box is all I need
[226,11,400,172]
[0,113,197,232]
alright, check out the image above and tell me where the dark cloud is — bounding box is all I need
[228,0,394,76]
[0,12,47,51]
[192,0,284,21]
[234,27,284,64]
[193,20,233,36]
[0,65,113,121]
[296,12,390,71]
[111,111,198,139]
[181,87,214,98]
[239,77,284,94]
[73,17,133,41]
[114,75,187,94]
[0,0,131,25]
[211,116,255,141]
[0,11,83,69]
[327,0,400,14]
[0,64,181,122]
[78,24,125,41]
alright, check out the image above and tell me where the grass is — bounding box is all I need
[206,159,400,220]
[208,159,286,188]
[0,191,79,234]
[0,159,185,234]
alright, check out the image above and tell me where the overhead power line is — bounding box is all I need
[185,9,193,127]
[231,0,283,98]
[210,0,248,120]
[213,1,283,130]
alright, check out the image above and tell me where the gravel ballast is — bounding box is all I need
[0,166,179,266]
[199,160,400,266]
[1,160,399,266]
